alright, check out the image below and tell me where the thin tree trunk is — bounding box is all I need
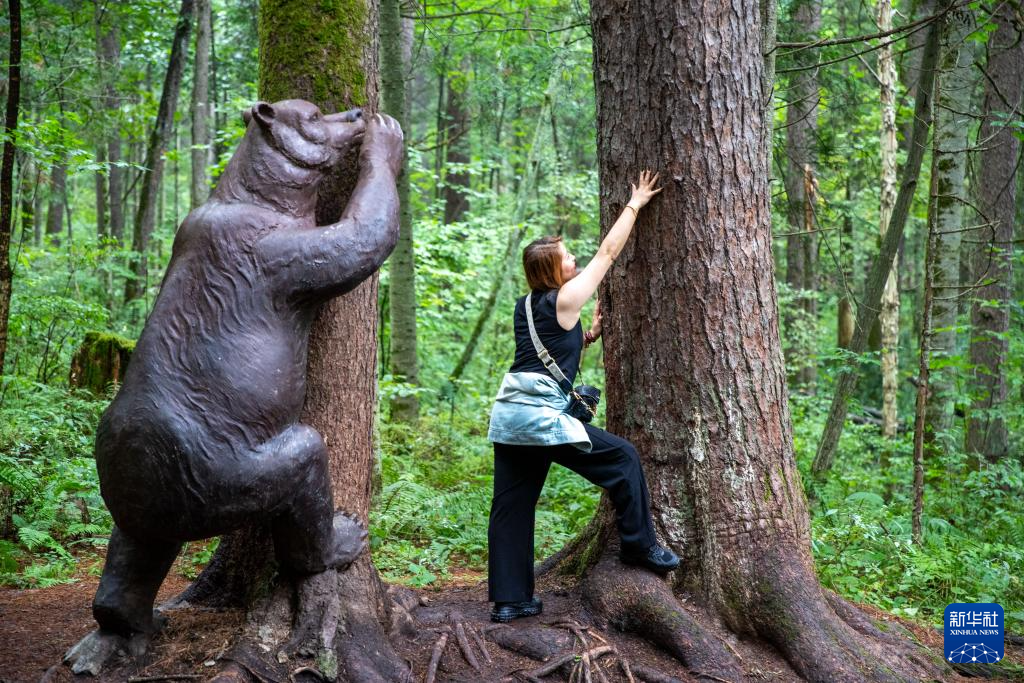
[782,0,821,390]
[190,0,211,209]
[95,5,124,243]
[912,170,940,545]
[838,177,855,348]
[812,5,944,474]
[965,2,1022,463]
[124,0,194,308]
[540,3,949,680]
[433,45,447,204]
[0,0,21,375]
[45,161,66,246]
[924,6,973,455]
[94,146,107,239]
[382,0,418,421]
[18,155,34,243]
[878,0,900,438]
[442,58,470,225]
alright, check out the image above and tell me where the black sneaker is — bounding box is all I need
[490,597,543,623]
[619,543,680,574]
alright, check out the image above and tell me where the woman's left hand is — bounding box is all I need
[588,300,603,341]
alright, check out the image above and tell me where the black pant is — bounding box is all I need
[487,423,657,602]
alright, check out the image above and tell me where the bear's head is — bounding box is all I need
[243,99,366,172]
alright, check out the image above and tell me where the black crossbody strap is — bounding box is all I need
[524,292,574,395]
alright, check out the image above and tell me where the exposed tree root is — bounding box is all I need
[581,553,745,682]
[539,512,955,683]
[739,551,950,682]
[166,527,276,611]
[628,664,685,683]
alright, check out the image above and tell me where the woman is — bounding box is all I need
[486,170,678,623]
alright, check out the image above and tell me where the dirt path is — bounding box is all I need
[0,560,1018,682]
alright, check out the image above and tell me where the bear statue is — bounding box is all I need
[64,100,404,674]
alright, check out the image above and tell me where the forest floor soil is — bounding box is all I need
[1,550,1020,682]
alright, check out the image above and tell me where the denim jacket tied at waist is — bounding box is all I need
[487,372,592,452]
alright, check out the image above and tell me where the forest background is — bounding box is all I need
[0,0,1021,645]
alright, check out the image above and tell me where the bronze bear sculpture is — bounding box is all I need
[65,100,404,674]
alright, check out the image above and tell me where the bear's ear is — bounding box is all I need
[244,101,275,129]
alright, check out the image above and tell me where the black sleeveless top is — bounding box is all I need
[508,289,583,385]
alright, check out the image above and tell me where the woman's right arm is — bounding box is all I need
[557,171,662,319]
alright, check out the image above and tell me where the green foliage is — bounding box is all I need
[792,387,1024,634]
[370,416,598,586]
[0,382,110,587]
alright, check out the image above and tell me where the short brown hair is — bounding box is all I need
[522,236,565,291]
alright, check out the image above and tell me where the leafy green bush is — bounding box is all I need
[0,381,110,586]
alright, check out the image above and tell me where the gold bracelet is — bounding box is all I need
[625,204,638,219]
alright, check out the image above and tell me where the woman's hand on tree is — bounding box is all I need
[629,170,663,209]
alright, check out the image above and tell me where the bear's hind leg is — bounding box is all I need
[252,424,367,575]
[93,525,182,634]
[65,526,180,674]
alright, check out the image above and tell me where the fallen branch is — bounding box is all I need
[424,632,449,683]
[528,645,613,679]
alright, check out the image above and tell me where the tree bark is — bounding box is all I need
[813,3,944,474]
[923,6,974,456]
[442,59,470,225]
[0,0,21,375]
[190,0,212,209]
[877,0,900,439]
[382,0,419,422]
[542,2,950,681]
[124,0,194,308]
[965,2,1022,463]
[782,0,820,390]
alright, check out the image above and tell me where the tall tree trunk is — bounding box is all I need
[897,0,936,149]
[839,177,856,348]
[442,58,470,225]
[782,0,820,390]
[433,45,447,204]
[102,26,124,244]
[877,0,900,438]
[94,146,107,238]
[965,2,1022,463]
[923,6,974,456]
[813,4,944,474]
[0,0,21,375]
[912,170,940,545]
[382,0,418,422]
[179,3,411,681]
[190,0,211,209]
[45,160,66,246]
[537,2,949,680]
[124,0,194,308]
[17,155,35,243]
